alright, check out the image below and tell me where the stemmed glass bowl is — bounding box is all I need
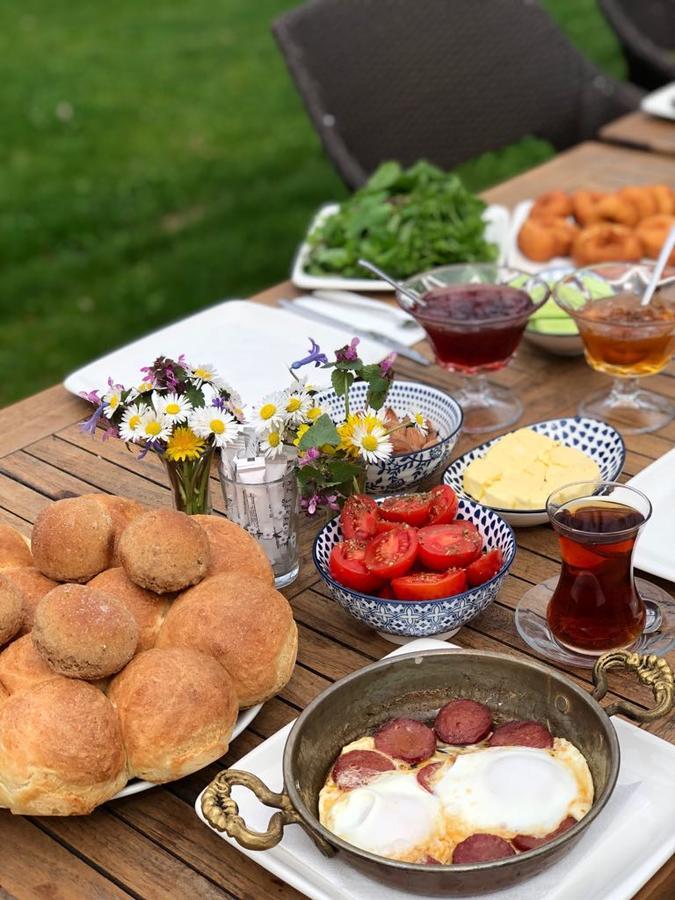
[398,264,550,433]
[553,262,675,434]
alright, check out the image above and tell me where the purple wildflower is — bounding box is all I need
[380,352,396,374]
[79,389,101,405]
[298,447,321,467]
[335,337,360,362]
[211,395,226,410]
[79,403,105,436]
[305,494,320,515]
[291,338,328,370]
[101,426,118,442]
[165,367,178,390]
[325,494,340,510]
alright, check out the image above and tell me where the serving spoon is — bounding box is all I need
[357,259,425,308]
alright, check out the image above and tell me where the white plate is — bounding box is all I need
[640,81,675,121]
[628,448,675,583]
[291,203,511,291]
[443,416,626,527]
[195,637,675,900]
[114,702,262,799]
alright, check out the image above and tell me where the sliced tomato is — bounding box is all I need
[466,548,504,586]
[417,522,483,571]
[391,569,467,601]
[379,494,432,527]
[341,495,379,542]
[364,527,418,579]
[378,583,395,599]
[427,485,458,525]
[375,516,402,534]
[329,540,383,593]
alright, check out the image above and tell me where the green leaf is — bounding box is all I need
[331,368,354,399]
[364,161,402,193]
[298,414,339,450]
[326,458,363,483]
[185,386,205,408]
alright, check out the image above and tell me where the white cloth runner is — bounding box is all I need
[196,638,675,900]
[289,292,425,345]
[63,299,391,407]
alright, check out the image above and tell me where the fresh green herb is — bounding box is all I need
[305,160,498,279]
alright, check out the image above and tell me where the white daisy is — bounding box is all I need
[282,390,312,425]
[260,427,285,458]
[102,386,123,417]
[305,403,326,423]
[119,404,147,443]
[406,409,429,436]
[350,422,393,464]
[189,407,243,448]
[190,362,223,388]
[152,391,192,423]
[136,380,154,394]
[139,411,171,444]
[250,392,285,433]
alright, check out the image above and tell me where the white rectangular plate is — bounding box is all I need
[628,448,675,583]
[292,203,511,291]
[640,81,675,122]
[195,637,675,900]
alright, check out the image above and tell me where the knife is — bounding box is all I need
[277,299,431,366]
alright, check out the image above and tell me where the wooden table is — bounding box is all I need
[600,111,675,156]
[0,142,673,900]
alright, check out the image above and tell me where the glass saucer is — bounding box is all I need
[515,576,675,668]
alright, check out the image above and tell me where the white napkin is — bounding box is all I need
[290,292,425,345]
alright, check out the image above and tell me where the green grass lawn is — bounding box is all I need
[0,1,625,406]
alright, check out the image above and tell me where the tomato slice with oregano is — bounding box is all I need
[427,485,458,525]
[341,495,379,542]
[364,527,418,579]
[417,522,483,571]
[466,548,504,586]
[379,494,432,527]
[391,569,468,601]
[329,540,383,593]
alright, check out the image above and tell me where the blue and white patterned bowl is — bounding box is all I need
[313,497,516,642]
[443,416,626,528]
[318,380,463,493]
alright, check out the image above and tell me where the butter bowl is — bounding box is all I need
[443,417,625,527]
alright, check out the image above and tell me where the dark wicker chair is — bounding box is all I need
[599,0,675,90]
[273,0,642,188]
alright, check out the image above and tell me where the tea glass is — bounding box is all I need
[553,263,675,434]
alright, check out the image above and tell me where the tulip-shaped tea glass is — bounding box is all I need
[553,263,675,434]
[516,481,674,667]
[398,264,549,433]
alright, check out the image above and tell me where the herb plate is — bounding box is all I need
[291,203,511,292]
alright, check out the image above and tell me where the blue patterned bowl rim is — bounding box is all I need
[317,380,464,462]
[443,416,626,516]
[312,496,517,609]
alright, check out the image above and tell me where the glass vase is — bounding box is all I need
[164,447,215,515]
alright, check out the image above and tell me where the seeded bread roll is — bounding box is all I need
[31,497,114,583]
[192,515,274,583]
[80,494,147,564]
[0,678,127,814]
[157,573,297,707]
[1,567,59,634]
[118,509,210,593]
[0,575,25,646]
[32,584,138,679]
[107,647,238,782]
[88,568,170,652]
[0,523,33,570]
[0,634,61,695]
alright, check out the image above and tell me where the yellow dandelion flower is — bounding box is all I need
[165,427,206,462]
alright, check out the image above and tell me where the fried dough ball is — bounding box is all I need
[590,194,640,228]
[0,576,25,646]
[618,186,657,222]
[529,190,573,220]
[518,216,578,262]
[649,185,675,216]
[572,224,643,266]
[636,215,675,264]
[572,190,606,226]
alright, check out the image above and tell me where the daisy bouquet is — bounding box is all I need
[80,356,244,514]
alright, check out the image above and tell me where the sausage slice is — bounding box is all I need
[331,749,395,790]
[416,761,444,793]
[374,717,436,764]
[434,699,492,745]
[452,833,516,864]
[488,720,553,749]
[513,816,577,851]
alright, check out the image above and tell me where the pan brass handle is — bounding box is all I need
[201,769,334,856]
[592,650,674,723]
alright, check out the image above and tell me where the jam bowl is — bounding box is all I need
[199,648,673,895]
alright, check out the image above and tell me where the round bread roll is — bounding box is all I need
[107,647,238,782]
[88,568,170,652]
[192,515,274,583]
[0,523,33,570]
[118,509,210,593]
[31,497,114,582]
[0,575,25,646]
[0,678,127,814]
[0,681,7,708]
[1,567,59,634]
[81,494,147,564]
[0,633,61,695]
[157,573,297,707]
[32,584,138,679]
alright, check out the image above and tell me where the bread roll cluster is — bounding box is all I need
[517,185,675,266]
[0,495,295,815]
